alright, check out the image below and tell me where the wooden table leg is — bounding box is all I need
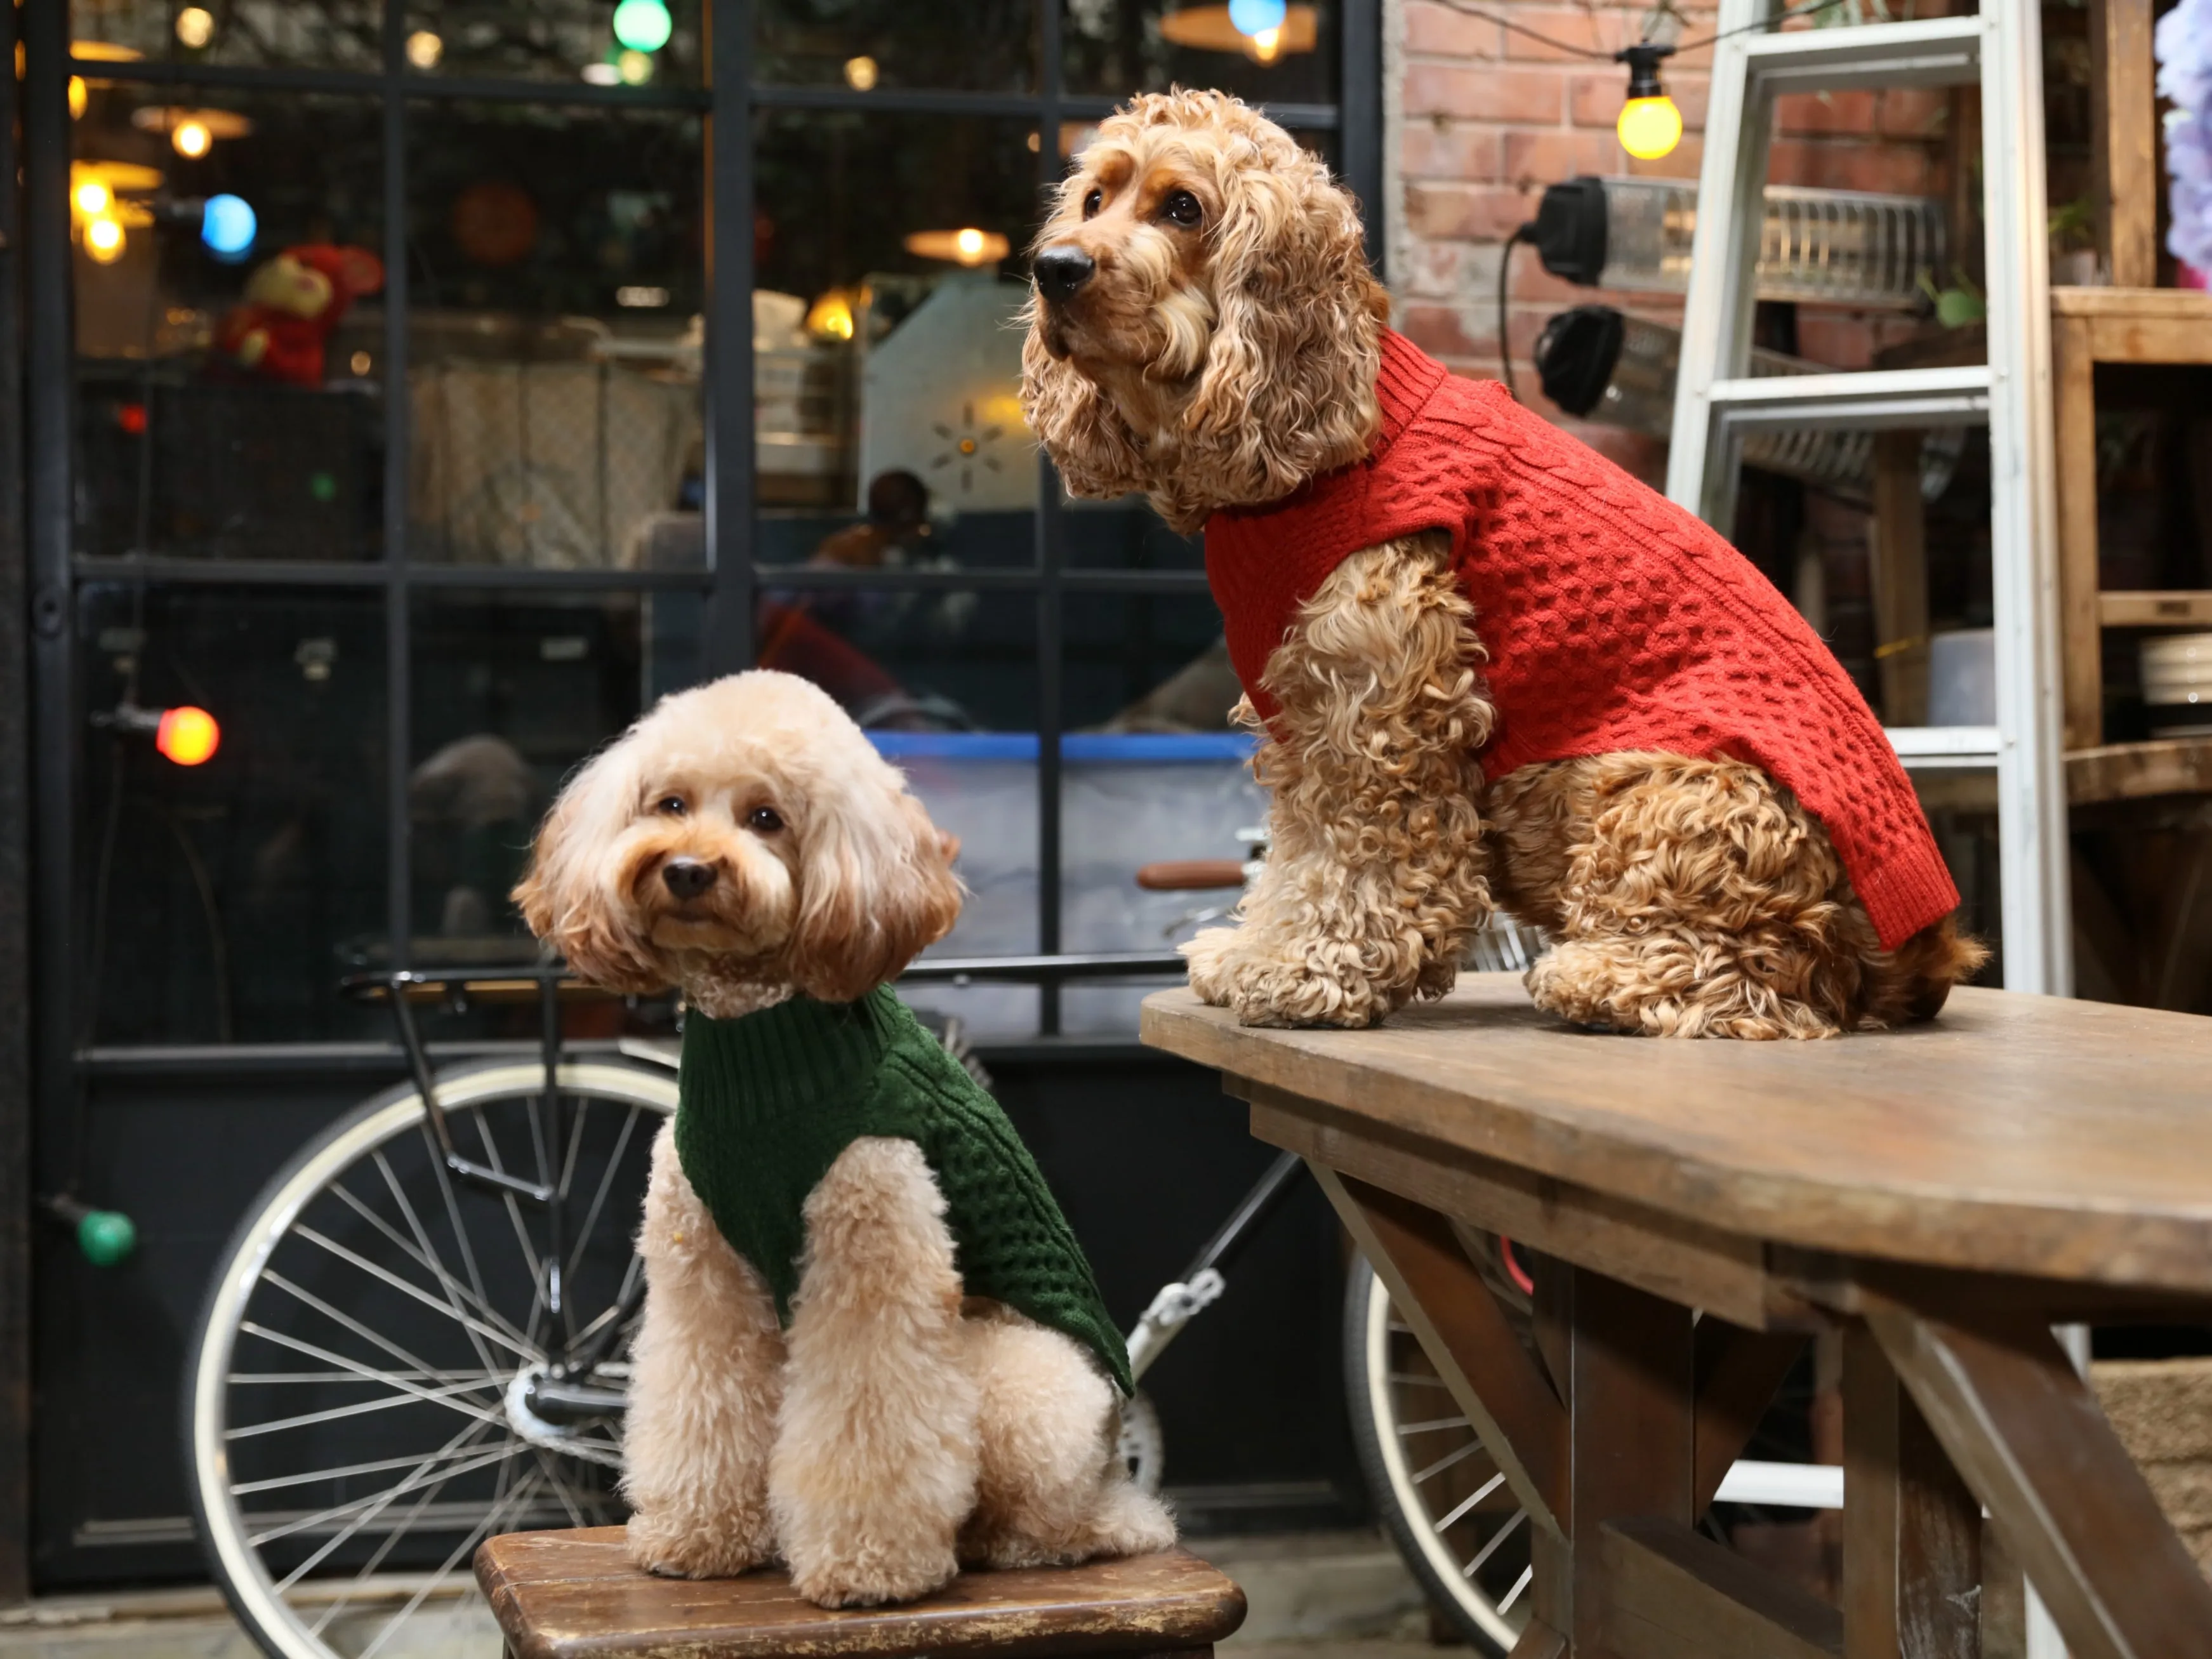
[1841,1324,1981,1659]
[1864,1296,2212,1659]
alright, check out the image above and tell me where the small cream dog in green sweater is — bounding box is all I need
[516,671,1172,1606]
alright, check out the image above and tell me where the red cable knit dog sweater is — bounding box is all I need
[1203,329,1957,951]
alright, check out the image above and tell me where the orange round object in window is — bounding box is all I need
[156,705,220,766]
[449,180,540,267]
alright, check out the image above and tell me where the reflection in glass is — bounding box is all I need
[753,593,1036,733]
[77,585,388,1044]
[1066,594,1238,732]
[72,89,385,560]
[752,0,1034,92]
[409,593,651,960]
[70,0,381,70]
[1063,498,1205,572]
[1063,0,1340,107]
[406,103,704,567]
[406,0,701,87]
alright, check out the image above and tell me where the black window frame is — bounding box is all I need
[25,0,1382,1092]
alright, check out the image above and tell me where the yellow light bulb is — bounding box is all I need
[405,29,442,69]
[68,76,87,119]
[173,118,212,157]
[955,227,986,262]
[175,6,215,48]
[1249,25,1282,62]
[75,179,111,216]
[844,55,878,91]
[85,215,125,262]
[1617,94,1683,161]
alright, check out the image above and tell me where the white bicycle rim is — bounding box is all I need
[189,1060,677,1659]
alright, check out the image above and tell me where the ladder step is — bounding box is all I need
[1740,14,1981,93]
[1706,365,1991,432]
[1888,726,2001,770]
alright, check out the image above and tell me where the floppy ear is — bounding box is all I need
[786,786,964,1004]
[1177,146,1387,508]
[511,745,668,994]
[1020,305,1153,501]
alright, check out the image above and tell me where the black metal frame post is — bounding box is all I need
[383,0,414,967]
[704,0,757,677]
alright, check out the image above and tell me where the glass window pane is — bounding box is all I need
[406,0,702,89]
[409,592,656,961]
[753,0,1035,92]
[754,591,1036,734]
[753,111,1042,567]
[74,90,385,562]
[407,102,705,567]
[72,0,380,71]
[1063,0,1341,108]
[1064,498,1205,572]
[76,585,388,1044]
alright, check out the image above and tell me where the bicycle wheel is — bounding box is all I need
[1344,1258,1531,1655]
[185,1057,677,1659]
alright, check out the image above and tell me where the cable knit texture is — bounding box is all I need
[1204,329,1958,951]
[674,988,1132,1395]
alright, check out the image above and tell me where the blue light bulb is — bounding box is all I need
[612,0,673,52]
[201,193,256,260]
[1228,0,1287,37]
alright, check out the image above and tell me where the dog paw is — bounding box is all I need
[1186,930,1396,1027]
[1180,927,1240,1006]
[788,1547,959,1608]
[623,1509,774,1580]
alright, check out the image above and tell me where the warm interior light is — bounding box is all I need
[1614,43,1683,162]
[155,706,221,766]
[75,179,112,216]
[1157,4,1318,61]
[618,48,654,83]
[406,29,444,69]
[84,215,126,262]
[69,77,87,119]
[175,7,215,48]
[903,228,1011,267]
[844,55,878,91]
[173,118,212,157]
[805,288,857,340]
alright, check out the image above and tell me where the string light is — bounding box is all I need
[201,193,257,260]
[84,215,126,263]
[155,706,221,766]
[74,178,112,216]
[175,7,215,48]
[1615,43,1682,160]
[405,29,443,69]
[173,117,212,157]
[611,0,673,53]
[1226,0,1286,36]
[844,55,878,90]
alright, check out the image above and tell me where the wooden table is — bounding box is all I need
[1142,976,2212,1659]
[475,1528,1246,1659]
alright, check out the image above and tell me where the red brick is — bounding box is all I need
[1499,7,1615,62]
[1403,63,1567,123]
[1767,138,1937,195]
[1794,313,1877,371]
[1503,127,1620,187]
[1403,0,1502,58]
[1397,238,1481,300]
[1509,253,1597,303]
[1878,86,1947,139]
[1775,89,1878,136]
[1401,180,1537,240]
[1400,301,1497,362]
[1571,70,1709,133]
[1400,124,1505,182]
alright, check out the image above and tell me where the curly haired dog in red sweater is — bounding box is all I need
[1022,90,1985,1037]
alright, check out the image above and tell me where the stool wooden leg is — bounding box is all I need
[1842,1323,1981,1659]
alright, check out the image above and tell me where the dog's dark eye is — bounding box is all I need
[1082,187,1102,218]
[1161,190,1202,228]
[654,796,687,817]
[748,805,785,834]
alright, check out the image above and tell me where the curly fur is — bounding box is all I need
[1028,95,1985,1039]
[1021,89,1389,533]
[517,672,1172,1604]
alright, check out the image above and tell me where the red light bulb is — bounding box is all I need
[155,706,220,765]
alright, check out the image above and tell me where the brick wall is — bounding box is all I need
[1381,0,1956,489]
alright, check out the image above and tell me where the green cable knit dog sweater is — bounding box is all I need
[674,987,1134,1396]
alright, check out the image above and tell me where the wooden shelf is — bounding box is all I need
[1908,737,2212,812]
[2099,592,2212,628]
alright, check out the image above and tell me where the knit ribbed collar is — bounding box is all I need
[1368,328,1451,464]
[679,987,901,1117]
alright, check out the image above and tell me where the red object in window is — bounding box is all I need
[117,402,147,435]
[155,706,221,766]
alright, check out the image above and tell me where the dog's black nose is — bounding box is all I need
[1033,246,1095,303]
[661,857,716,901]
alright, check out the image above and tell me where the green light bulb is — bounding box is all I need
[612,0,672,53]
[76,1210,137,1267]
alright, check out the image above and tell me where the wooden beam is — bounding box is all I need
[1841,1325,1980,1659]
[1871,431,1931,727]
[1246,1086,1777,1330]
[1311,1166,1568,1535]
[2053,312,2105,751]
[1598,1517,1842,1659]
[1864,1296,2212,1659]
[2090,0,2159,289]
[1506,1618,1566,1659]
[2098,590,2212,628]
[1568,1269,1694,1655]
[1693,1321,1811,1516]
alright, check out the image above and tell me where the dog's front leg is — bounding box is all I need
[771,1137,979,1607]
[622,1120,786,1578]
[1185,536,1494,1028]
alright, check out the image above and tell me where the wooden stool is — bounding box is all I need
[475,1528,1247,1659]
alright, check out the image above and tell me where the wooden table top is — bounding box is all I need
[475,1529,1247,1659]
[1142,976,2212,1294]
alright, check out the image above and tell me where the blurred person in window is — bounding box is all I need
[409,734,536,939]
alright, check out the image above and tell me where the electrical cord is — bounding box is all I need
[1435,0,1848,63]
[1498,223,1532,400]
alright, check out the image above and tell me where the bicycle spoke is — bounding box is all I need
[247,1438,531,1549]
[293,1225,536,1363]
[272,1417,493,1592]
[1432,1471,1507,1534]
[1412,1438,1487,1484]
[1461,1507,1528,1579]
[419,1120,500,1361]
[239,1437,514,1497]
[355,1160,536,1354]
[565,1103,643,1285]
[230,1370,506,1386]
[1389,1372,1454,1387]
[261,1272,491,1396]
[467,1109,552,1352]
[231,1325,505,1436]
[1495,1563,1533,1615]
[354,1470,546,1659]
[1397,1415,1473,1436]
